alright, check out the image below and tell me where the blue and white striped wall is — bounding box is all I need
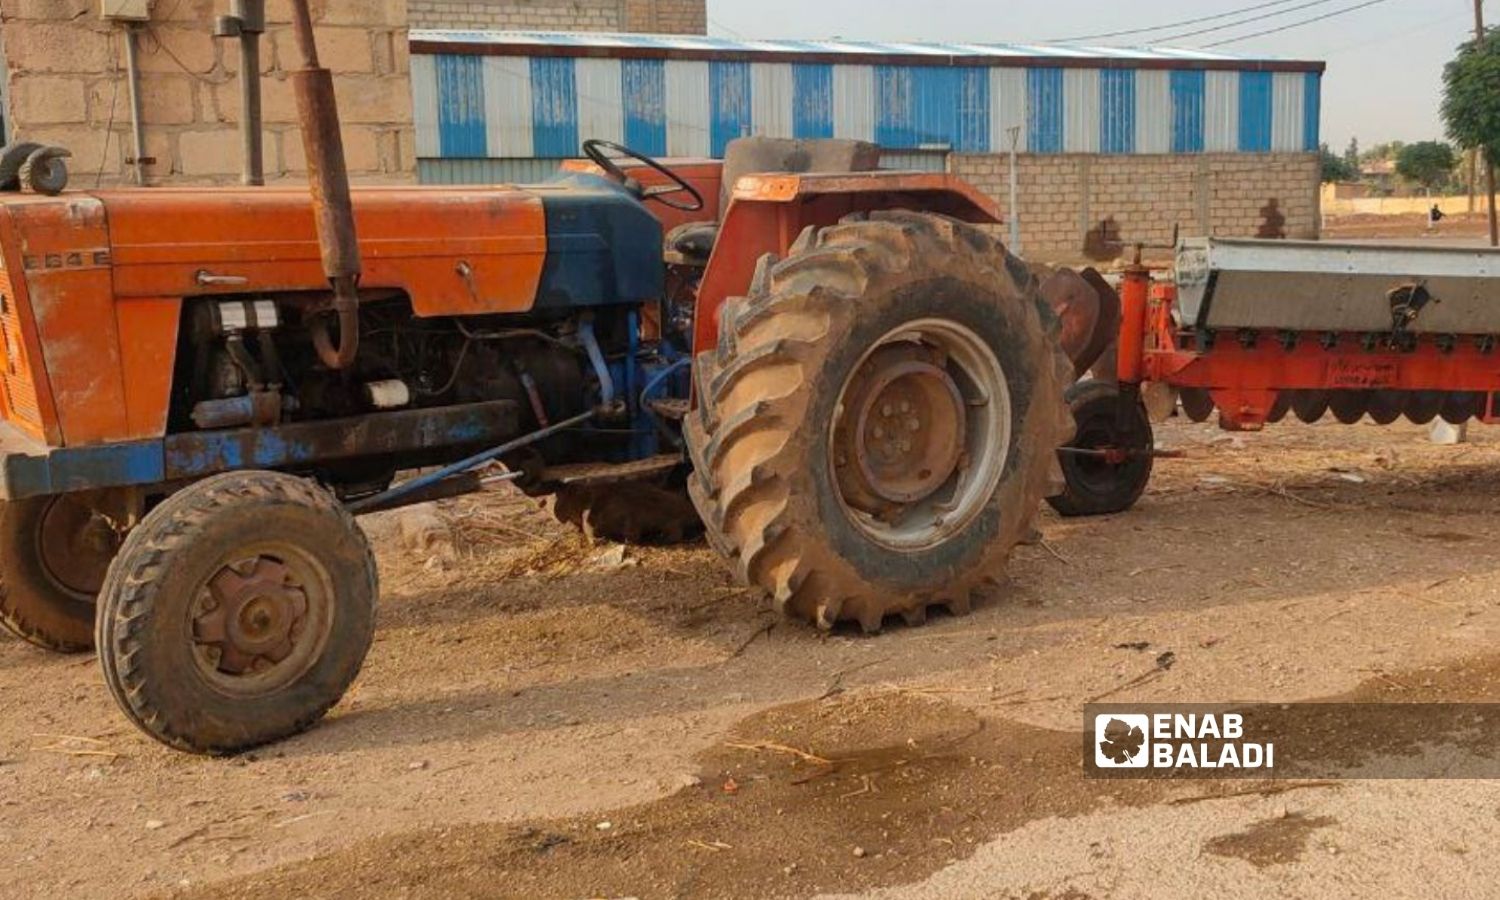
[412,54,1322,161]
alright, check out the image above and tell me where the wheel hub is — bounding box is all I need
[193,557,310,678]
[829,319,1011,551]
[846,354,967,507]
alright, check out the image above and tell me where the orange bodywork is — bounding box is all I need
[0,185,550,448]
[1119,267,1500,430]
[559,158,725,232]
[0,162,1002,454]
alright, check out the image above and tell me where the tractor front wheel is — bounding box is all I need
[96,471,377,755]
[0,493,124,653]
[685,211,1074,632]
[1048,379,1154,517]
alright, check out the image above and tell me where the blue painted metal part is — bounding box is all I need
[1303,72,1321,152]
[347,409,596,515]
[0,436,165,500]
[577,314,615,407]
[533,172,665,309]
[640,357,690,411]
[1027,68,1064,153]
[531,57,580,157]
[436,53,486,158]
[710,60,752,157]
[1237,71,1273,153]
[1099,69,1136,155]
[792,64,834,139]
[0,403,519,501]
[624,309,640,412]
[623,58,668,155]
[876,66,987,151]
[1170,70,1206,154]
[163,402,517,481]
[955,67,990,152]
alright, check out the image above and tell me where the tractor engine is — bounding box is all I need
[167,294,673,497]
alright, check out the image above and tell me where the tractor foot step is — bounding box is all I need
[648,398,690,420]
[539,454,683,488]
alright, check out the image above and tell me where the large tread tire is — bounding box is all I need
[548,476,704,545]
[96,471,377,755]
[0,496,118,653]
[1048,379,1154,518]
[684,211,1074,632]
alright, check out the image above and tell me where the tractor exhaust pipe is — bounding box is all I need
[287,0,361,370]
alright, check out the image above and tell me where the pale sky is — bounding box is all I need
[706,0,1479,151]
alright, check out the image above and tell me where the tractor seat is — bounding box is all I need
[665,137,881,266]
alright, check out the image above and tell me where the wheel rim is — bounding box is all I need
[830,318,1011,550]
[1067,411,1145,495]
[36,495,119,599]
[189,543,335,697]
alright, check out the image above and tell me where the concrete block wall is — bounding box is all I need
[949,152,1321,264]
[408,0,706,33]
[0,0,415,186]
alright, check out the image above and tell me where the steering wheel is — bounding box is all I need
[582,139,705,212]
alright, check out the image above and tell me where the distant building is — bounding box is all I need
[410,32,1327,258]
[1360,158,1398,194]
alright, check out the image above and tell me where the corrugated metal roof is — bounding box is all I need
[410,30,1324,73]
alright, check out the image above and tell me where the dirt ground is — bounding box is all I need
[5,415,1500,899]
[1323,210,1496,242]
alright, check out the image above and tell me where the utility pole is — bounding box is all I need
[1007,126,1022,254]
[1476,0,1498,246]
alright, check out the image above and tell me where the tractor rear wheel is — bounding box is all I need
[96,471,377,755]
[1048,380,1154,517]
[0,493,123,653]
[684,211,1073,632]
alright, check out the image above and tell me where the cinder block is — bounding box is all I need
[10,74,89,124]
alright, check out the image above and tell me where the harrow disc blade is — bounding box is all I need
[1291,390,1329,424]
[1441,392,1482,425]
[1179,388,1215,423]
[1367,390,1404,425]
[1329,391,1368,425]
[1267,392,1292,424]
[1405,391,1443,425]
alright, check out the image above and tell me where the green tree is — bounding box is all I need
[1343,136,1360,169]
[1361,141,1406,163]
[1320,143,1357,182]
[1395,141,1458,192]
[1443,29,1500,163]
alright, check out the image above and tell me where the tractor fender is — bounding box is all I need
[692,171,1003,356]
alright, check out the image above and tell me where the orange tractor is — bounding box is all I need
[0,9,1108,754]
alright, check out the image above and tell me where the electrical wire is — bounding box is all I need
[1151,0,1345,44]
[1053,0,1310,42]
[97,31,122,187]
[1205,0,1399,47]
[1322,7,1468,57]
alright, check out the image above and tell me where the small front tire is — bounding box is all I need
[1048,380,1154,517]
[96,471,377,755]
[0,493,122,653]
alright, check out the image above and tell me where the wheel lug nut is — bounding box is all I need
[882,404,894,417]
[906,418,920,432]
[873,426,885,439]
[899,401,911,413]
